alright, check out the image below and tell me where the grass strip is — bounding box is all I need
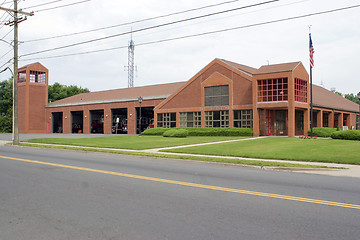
[163,137,360,165]
[24,136,248,150]
[19,143,341,169]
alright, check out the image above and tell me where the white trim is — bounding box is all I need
[46,95,171,108]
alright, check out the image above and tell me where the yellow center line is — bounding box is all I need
[1,155,360,210]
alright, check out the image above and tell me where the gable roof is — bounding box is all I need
[220,59,304,75]
[219,59,258,75]
[255,62,302,75]
[313,85,359,112]
[46,81,186,108]
[19,62,48,71]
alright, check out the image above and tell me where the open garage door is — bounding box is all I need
[136,107,154,134]
[52,112,63,133]
[71,111,83,133]
[90,110,104,134]
[111,108,127,134]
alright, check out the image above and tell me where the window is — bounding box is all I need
[356,115,360,130]
[334,114,339,128]
[233,110,253,128]
[276,111,286,131]
[296,111,304,131]
[18,71,26,84]
[157,113,176,128]
[29,71,46,84]
[205,85,229,107]
[323,113,329,127]
[180,112,201,127]
[295,78,308,103]
[257,78,288,102]
[205,111,229,127]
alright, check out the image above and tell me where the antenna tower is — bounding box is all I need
[127,36,135,88]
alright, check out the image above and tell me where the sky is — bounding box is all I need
[0,0,359,95]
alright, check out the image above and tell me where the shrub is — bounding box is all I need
[162,129,188,138]
[331,130,360,141]
[308,127,337,138]
[142,127,253,136]
[177,127,252,136]
[142,128,169,135]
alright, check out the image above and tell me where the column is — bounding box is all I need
[83,109,90,134]
[127,105,136,135]
[63,110,71,133]
[288,106,296,137]
[253,108,260,136]
[328,111,334,128]
[316,110,323,127]
[104,108,112,134]
[338,113,343,129]
[304,109,310,136]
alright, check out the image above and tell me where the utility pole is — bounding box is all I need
[1,1,33,145]
[13,0,19,145]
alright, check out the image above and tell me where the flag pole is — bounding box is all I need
[309,27,314,138]
[310,54,313,138]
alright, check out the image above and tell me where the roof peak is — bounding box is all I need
[218,58,304,75]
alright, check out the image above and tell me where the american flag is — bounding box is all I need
[309,33,314,68]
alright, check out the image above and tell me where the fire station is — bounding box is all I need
[18,59,360,136]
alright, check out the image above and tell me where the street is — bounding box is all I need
[0,145,360,240]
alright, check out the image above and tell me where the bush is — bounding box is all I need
[142,128,169,135]
[142,127,253,136]
[331,130,360,141]
[179,127,253,136]
[308,127,337,137]
[163,129,188,138]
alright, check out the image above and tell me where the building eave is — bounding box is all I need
[46,94,170,108]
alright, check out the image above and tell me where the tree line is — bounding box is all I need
[334,91,360,104]
[0,78,89,133]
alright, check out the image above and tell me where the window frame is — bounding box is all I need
[204,85,229,107]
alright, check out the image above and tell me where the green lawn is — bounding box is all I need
[163,137,360,165]
[25,135,248,150]
[21,143,336,169]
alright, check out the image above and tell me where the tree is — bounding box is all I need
[0,79,90,132]
[48,82,90,103]
[344,93,360,104]
[335,91,343,97]
[333,90,360,104]
[0,78,13,133]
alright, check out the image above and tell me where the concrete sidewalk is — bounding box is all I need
[1,136,359,178]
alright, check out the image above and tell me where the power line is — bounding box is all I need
[23,0,247,43]
[0,58,12,70]
[32,0,91,13]
[20,46,128,60]
[1,27,12,39]
[19,3,360,62]
[20,0,279,57]
[0,48,12,60]
[0,0,7,8]
[0,1,13,30]
[21,0,64,10]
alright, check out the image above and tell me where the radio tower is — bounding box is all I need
[127,35,135,88]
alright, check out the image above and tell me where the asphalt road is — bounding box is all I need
[0,145,360,240]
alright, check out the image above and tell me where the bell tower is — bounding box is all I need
[18,62,48,133]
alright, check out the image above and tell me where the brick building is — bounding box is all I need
[18,60,360,136]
